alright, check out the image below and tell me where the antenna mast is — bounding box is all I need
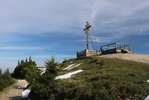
[84,22,91,49]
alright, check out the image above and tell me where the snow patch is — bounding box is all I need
[22,89,31,98]
[38,67,46,75]
[145,95,149,100]
[40,70,46,75]
[63,64,75,70]
[38,68,46,71]
[22,83,29,89]
[55,69,84,80]
[63,63,82,70]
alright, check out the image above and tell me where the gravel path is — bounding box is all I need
[0,79,28,100]
[98,53,149,64]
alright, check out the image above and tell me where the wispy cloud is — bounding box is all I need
[78,35,123,43]
[0,0,149,72]
[0,57,18,60]
[32,54,76,59]
[0,47,43,50]
[0,0,149,37]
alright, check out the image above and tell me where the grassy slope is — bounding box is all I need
[55,57,149,100]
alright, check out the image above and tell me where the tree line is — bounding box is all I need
[0,56,59,99]
[0,68,15,91]
[11,56,59,100]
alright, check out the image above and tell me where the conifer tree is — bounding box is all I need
[11,56,37,79]
[29,56,59,100]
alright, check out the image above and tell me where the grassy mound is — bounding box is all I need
[55,57,149,100]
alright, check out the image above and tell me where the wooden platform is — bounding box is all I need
[101,43,132,54]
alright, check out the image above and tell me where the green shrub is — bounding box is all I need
[11,56,37,79]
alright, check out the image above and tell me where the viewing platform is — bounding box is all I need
[101,43,132,54]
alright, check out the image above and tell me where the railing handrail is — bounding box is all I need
[101,43,131,51]
[101,43,121,47]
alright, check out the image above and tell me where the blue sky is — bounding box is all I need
[0,0,149,72]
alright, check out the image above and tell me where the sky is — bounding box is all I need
[0,0,149,72]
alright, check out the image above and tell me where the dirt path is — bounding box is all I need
[0,79,28,100]
[98,53,149,64]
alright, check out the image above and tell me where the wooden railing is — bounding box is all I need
[77,49,100,58]
[101,43,132,54]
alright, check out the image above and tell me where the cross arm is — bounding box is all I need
[83,25,91,31]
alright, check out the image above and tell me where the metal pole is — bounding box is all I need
[87,34,89,49]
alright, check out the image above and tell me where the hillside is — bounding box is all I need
[25,55,149,100]
[52,56,149,100]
